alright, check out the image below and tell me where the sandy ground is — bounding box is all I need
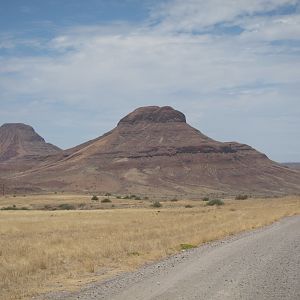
[43,215,300,300]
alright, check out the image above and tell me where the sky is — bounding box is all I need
[0,0,300,162]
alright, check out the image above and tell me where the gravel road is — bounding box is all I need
[44,216,300,300]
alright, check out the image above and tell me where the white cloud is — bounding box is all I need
[151,0,298,32]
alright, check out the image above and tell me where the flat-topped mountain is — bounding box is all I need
[10,106,300,196]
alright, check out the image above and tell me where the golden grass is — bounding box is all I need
[0,196,299,299]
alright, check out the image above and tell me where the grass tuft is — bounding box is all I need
[180,243,197,250]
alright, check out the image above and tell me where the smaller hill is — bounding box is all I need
[0,123,61,162]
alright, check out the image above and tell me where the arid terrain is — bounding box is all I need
[1,106,300,196]
[0,194,300,299]
[47,215,300,300]
[1,106,300,299]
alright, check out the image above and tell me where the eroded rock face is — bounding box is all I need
[118,106,186,125]
[0,123,61,161]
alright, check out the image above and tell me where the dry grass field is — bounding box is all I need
[0,195,300,300]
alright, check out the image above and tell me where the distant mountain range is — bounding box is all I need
[1,106,300,196]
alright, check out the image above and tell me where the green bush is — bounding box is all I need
[235,194,248,200]
[58,204,75,210]
[180,243,196,250]
[202,197,209,201]
[152,201,162,208]
[1,205,29,210]
[206,199,224,206]
[91,195,99,201]
[101,198,111,203]
[185,204,193,208]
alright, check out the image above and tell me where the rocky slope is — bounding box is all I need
[0,123,61,178]
[9,106,300,196]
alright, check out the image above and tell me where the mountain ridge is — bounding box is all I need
[1,106,300,196]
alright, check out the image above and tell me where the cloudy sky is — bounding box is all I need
[1,0,299,162]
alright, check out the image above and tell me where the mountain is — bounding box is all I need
[0,123,61,161]
[10,106,300,196]
[0,123,61,177]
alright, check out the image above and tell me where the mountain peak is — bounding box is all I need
[118,106,186,126]
[0,123,61,161]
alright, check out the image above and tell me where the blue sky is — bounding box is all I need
[0,0,300,162]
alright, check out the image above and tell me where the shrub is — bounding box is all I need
[43,204,53,210]
[202,197,209,201]
[1,205,29,211]
[91,195,99,201]
[58,204,75,210]
[104,192,111,197]
[185,204,193,208]
[206,199,224,206]
[180,243,196,250]
[101,198,111,203]
[152,201,162,208]
[235,194,248,200]
[171,198,178,202]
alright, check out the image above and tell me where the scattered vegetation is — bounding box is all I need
[1,205,29,211]
[101,198,112,203]
[0,196,299,300]
[171,198,178,202]
[122,194,141,200]
[104,192,111,197]
[91,195,99,201]
[180,243,197,250]
[235,194,248,200]
[202,197,209,201]
[152,201,162,208]
[206,199,224,206]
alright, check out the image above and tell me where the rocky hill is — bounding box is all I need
[8,106,300,196]
[0,123,61,177]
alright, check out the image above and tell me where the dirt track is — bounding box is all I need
[46,216,300,300]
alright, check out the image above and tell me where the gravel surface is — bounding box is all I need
[43,216,300,300]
